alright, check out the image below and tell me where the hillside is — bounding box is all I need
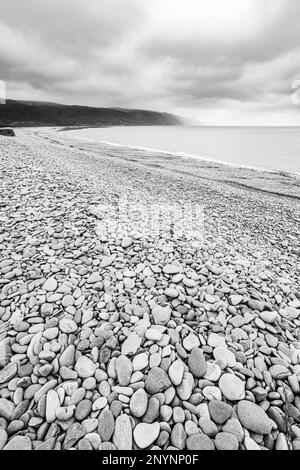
[0,100,182,127]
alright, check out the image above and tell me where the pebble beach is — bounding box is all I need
[0,128,300,451]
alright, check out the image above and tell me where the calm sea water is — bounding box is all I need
[70,126,300,175]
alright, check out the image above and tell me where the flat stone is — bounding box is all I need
[229,295,243,306]
[176,372,194,401]
[222,418,245,443]
[46,390,60,423]
[43,278,57,292]
[59,318,78,334]
[164,288,178,299]
[75,356,96,379]
[3,436,32,450]
[113,414,132,450]
[203,362,222,382]
[237,400,272,435]
[130,389,148,418]
[183,334,200,351]
[145,367,171,394]
[0,429,8,450]
[259,311,278,324]
[133,422,160,449]
[168,359,185,386]
[219,373,245,401]
[0,363,17,384]
[132,353,148,371]
[121,332,141,356]
[213,347,236,368]
[0,398,15,421]
[186,434,215,450]
[98,410,114,441]
[59,345,76,367]
[208,400,233,424]
[188,348,207,377]
[116,355,133,386]
[215,432,239,450]
[170,423,187,450]
[64,423,86,449]
[269,365,290,380]
[152,305,171,326]
[100,256,113,268]
[208,333,226,348]
[163,264,181,274]
[75,400,92,421]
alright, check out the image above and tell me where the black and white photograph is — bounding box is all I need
[0,0,300,457]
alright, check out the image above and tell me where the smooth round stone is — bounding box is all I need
[59,319,77,334]
[170,423,187,450]
[186,434,215,450]
[121,332,141,356]
[215,432,239,450]
[75,400,92,421]
[59,345,75,367]
[198,417,218,438]
[146,329,163,342]
[121,237,133,248]
[43,278,57,292]
[0,363,17,384]
[152,305,171,326]
[208,400,233,424]
[75,356,96,379]
[176,372,194,401]
[222,418,244,443]
[98,410,114,441]
[218,373,245,401]
[237,400,272,435]
[168,359,185,386]
[132,353,148,371]
[116,355,133,386]
[183,334,200,351]
[208,333,226,348]
[163,264,181,274]
[0,429,8,450]
[46,389,60,423]
[188,348,207,378]
[203,386,222,401]
[133,423,160,449]
[244,437,262,450]
[3,436,32,450]
[113,415,133,450]
[145,367,171,394]
[130,389,148,418]
[269,365,290,380]
[259,311,278,324]
[213,348,236,368]
[99,442,117,450]
[92,397,107,411]
[164,288,179,299]
[203,362,222,382]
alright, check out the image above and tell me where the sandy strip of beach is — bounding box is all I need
[0,128,299,451]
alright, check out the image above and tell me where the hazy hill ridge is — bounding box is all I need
[0,100,182,127]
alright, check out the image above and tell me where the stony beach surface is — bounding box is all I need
[0,128,300,451]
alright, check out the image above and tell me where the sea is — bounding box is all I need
[69,126,300,176]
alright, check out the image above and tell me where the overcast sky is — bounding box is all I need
[1,0,300,124]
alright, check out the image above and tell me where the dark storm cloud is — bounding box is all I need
[0,0,300,122]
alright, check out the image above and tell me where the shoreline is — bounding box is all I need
[65,126,300,180]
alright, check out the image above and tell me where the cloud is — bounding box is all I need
[0,0,300,123]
